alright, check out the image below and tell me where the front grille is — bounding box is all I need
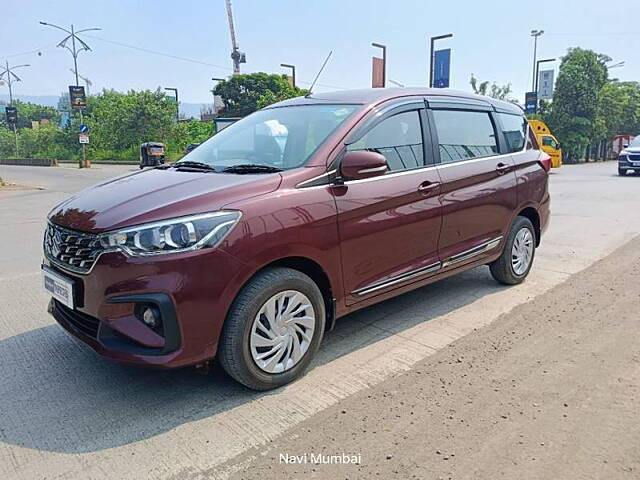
[53,299,100,339]
[44,222,105,273]
[628,154,640,162]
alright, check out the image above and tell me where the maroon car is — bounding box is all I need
[42,88,550,390]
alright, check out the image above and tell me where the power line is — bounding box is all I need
[85,34,350,90]
[84,34,232,72]
[4,33,350,92]
[0,44,56,61]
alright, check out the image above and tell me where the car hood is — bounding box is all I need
[622,147,640,155]
[49,168,282,233]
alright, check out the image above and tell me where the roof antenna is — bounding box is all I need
[306,50,332,98]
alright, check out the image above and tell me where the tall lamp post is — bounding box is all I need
[0,61,30,156]
[39,21,101,168]
[530,29,544,91]
[280,64,296,88]
[371,43,387,88]
[429,34,453,88]
[0,61,30,105]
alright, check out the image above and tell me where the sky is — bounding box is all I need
[2,0,638,105]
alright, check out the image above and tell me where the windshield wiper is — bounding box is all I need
[222,164,283,174]
[171,161,217,171]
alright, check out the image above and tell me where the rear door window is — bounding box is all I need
[431,110,498,163]
[347,110,424,172]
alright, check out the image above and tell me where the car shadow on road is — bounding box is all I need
[0,266,506,454]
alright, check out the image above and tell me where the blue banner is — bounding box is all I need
[525,91,538,114]
[433,49,451,88]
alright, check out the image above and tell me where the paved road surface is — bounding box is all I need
[224,236,640,480]
[0,162,638,479]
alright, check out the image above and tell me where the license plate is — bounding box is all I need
[632,162,640,167]
[42,267,75,309]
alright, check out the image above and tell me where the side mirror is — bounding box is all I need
[623,143,629,149]
[340,150,387,180]
[556,143,562,150]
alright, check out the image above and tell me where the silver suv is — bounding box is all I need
[619,135,640,175]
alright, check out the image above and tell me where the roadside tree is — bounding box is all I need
[548,48,609,162]
[214,73,308,117]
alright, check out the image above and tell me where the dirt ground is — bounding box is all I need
[221,237,640,480]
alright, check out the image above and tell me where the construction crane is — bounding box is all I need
[225,0,246,74]
[69,68,92,95]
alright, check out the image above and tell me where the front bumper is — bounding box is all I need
[619,157,640,169]
[45,247,247,368]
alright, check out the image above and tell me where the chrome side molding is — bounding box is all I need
[441,236,503,268]
[352,261,442,297]
[351,236,503,297]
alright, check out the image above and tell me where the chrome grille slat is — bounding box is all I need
[44,223,105,274]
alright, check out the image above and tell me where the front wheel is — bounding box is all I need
[218,267,326,390]
[490,216,536,285]
[619,167,626,176]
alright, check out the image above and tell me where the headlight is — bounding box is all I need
[100,211,241,257]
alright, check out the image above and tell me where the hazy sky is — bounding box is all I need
[2,0,638,104]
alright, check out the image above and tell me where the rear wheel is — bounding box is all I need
[218,267,326,390]
[490,216,536,285]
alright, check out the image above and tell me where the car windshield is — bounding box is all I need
[629,136,640,148]
[179,104,358,170]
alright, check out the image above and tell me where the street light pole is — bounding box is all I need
[40,21,101,168]
[429,34,453,88]
[1,61,30,106]
[164,88,179,122]
[530,29,544,92]
[280,64,296,88]
[0,61,30,157]
[371,43,387,88]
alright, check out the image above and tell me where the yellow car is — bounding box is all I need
[529,119,562,168]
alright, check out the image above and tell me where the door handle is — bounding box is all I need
[495,162,511,175]
[418,181,440,196]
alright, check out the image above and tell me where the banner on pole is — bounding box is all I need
[525,91,538,114]
[433,49,451,88]
[5,106,18,125]
[69,86,87,109]
[372,57,384,88]
[537,69,554,100]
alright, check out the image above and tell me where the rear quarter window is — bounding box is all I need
[497,113,527,153]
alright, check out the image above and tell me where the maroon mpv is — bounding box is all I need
[43,88,550,390]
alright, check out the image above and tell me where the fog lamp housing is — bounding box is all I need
[135,304,163,335]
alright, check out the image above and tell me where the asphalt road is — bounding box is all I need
[226,233,640,480]
[0,161,638,480]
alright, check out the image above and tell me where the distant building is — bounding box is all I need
[200,96,225,122]
[611,135,635,158]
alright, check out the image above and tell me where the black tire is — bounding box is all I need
[489,216,536,285]
[218,267,326,390]
[618,167,626,176]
